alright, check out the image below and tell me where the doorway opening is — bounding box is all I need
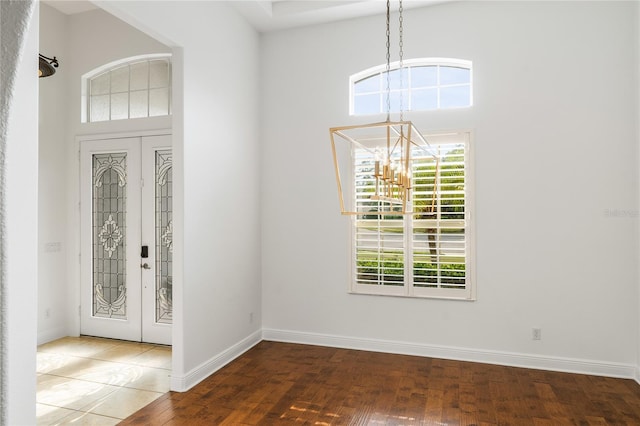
[80,134,172,345]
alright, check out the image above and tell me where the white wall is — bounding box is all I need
[38,3,69,344]
[637,0,640,382]
[261,1,639,374]
[97,1,262,390]
[4,2,39,423]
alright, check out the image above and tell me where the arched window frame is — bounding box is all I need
[349,58,472,116]
[81,53,172,123]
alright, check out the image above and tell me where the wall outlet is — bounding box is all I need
[532,328,542,340]
[249,312,254,324]
[45,308,50,319]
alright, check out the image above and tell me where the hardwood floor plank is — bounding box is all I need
[119,341,640,425]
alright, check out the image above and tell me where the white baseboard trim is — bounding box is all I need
[262,328,637,380]
[37,326,68,346]
[170,330,262,392]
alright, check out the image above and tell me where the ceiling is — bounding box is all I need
[42,0,98,15]
[42,0,449,32]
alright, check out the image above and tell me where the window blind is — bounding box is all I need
[351,134,471,299]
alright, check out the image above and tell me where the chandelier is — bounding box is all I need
[329,0,437,215]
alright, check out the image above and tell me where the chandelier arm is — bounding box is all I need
[333,131,378,155]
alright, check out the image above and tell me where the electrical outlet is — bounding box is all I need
[532,328,542,340]
[249,312,254,324]
[45,308,50,319]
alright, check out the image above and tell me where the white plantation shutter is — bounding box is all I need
[353,149,406,295]
[411,135,470,298]
[351,132,473,300]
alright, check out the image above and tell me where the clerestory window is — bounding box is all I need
[82,54,172,123]
[351,58,472,115]
[352,132,474,300]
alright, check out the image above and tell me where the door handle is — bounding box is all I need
[141,263,151,270]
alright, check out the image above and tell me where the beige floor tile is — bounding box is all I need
[37,336,171,423]
[48,358,149,387]
[38,337,120,358]
[37,352,78,374]
[129,347,172,369]
[125,366,171,392]
[46,358,112,379]
[57,410,121,426]
[36,403,76,425]
[90,343,154,363]
[81,387,164,419]
[37,375,119,411]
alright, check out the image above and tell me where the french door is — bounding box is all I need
[80,134,172,345]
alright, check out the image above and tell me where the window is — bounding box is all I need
[83,55,172,123]
[351,58,472,115]
[352,132,474,300]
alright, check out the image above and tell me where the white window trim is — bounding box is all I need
[349,57,473,116]
[348,131,476,301]
[81,53,172,123]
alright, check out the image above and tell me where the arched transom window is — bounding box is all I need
[350,58,472,115]
[83,54,172,123]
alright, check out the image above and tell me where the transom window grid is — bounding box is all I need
[351,134,472,299]
[87,58,171,123]
[351,59,472,116]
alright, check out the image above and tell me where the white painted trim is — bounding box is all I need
[76,128,172,143]
[170,330,262,392]
[262,328,636,380]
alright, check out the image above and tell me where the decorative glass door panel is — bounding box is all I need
[81,135,172,344]
[155,150,173,324]
[93,153,128,319]
[141,135,172,344]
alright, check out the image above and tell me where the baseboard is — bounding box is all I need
[635,367,640,385]
[37,326,68,346]
[170,329,262,392]
[262,328,636,380]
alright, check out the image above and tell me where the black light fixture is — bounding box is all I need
[39,54,59,78]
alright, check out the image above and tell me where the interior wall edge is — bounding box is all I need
[169,329,262,392]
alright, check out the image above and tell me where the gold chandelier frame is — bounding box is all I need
[330,120,438,216]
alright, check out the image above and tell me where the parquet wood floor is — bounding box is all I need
[120,341,640,425]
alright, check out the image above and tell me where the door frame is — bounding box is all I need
[76,129,172,343]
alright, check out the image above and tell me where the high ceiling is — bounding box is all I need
[42,0,449,32]
[230,0,449,32]
[42,0,98,16]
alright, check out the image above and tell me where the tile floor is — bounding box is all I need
[37,336,171,425]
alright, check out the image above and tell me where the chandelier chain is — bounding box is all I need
[385,0,391,121]
[398,0,404,122]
